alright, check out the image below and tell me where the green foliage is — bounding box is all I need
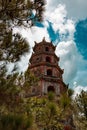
[68,88,74,98]
[74,90,87,130]
[0,114,22,130]
[0,72,20,105]
[0,113,33,130]
[0,68,38,130]
[75,90,87,119]
[0,1,49,130]
[24,69,38,86]
[48,91,55,101]
[0,67,38,109]
[0,0,45,26]
[0,0,45,69]
[0,30,29,62]
[0,79,80,130]
[60,93,71,110]
[30,97,64,130]
[48,102,57,115]
[0,0,45,42]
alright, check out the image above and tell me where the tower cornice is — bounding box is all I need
[29,52,59,63]
[29,62,64,74]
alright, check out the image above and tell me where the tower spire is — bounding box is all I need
[42,37,45,42]
[34,41,37,45]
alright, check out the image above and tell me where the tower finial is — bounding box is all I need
[43,37,45,42]
[34,41,37,45]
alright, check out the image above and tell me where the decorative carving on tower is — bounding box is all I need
[28,38,67,95]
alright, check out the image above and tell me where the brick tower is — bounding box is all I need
[28,38,67,96]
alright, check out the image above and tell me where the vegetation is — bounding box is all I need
[0,68,38,130]
[0,70,87,130]
[0,0,45,63]
[73,90,87,130]
[0,0,45,116]
[0,0,45,34]
[0,0,87,130]
[0,1,45,129]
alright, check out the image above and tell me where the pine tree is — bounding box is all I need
[0,1,45,129]
[0,0,45,35]
[74,90,87,130]
[0,0,45,62]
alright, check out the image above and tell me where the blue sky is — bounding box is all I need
[13,0,87,94]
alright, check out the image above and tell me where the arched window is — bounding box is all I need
[47,69,52,76]
[45,47,49,52]
[47,86,55,92]
[46,56,51,63]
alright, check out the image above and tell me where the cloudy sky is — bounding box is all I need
[14,0,87,94]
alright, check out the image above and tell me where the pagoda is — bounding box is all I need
[28,38,67,96]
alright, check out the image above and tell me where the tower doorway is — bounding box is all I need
[47,86,55,92]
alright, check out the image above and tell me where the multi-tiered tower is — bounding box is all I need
[28,38,67,96]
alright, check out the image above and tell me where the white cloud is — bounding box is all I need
[73,85,87,98]
[45,4,67,27]
[45,3,87,89]
[73,58,87,87]
[47,0,87,20]
[30,26,50,43]
[55,40,87,88]
[55,41,78,85]
[45,4,75,41]
[14,26,50,47]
